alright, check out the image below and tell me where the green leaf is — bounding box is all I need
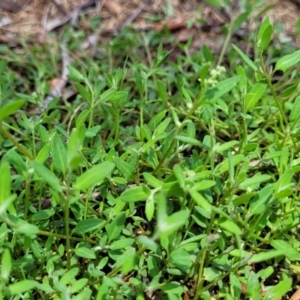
[67,65,84,82]
[215,154,244,174]
[153,118,171,138]
[203,0,224,8]
[8,214,39,235]
[106,212,126,242]
[175,136,201,146]
[74,247,96,259]
[204,76,240,102]
[271,240,300,261]
[70,278,88,293]
[60,268,79,285]
[191,180,216,191]
[67,128,82,170]
[245,83,267,110]
[232,44,258,72]
[0,100,25,121]
[99,87,117,103]
[189,190,212,213]
[51,134,67,175]
[32,161,62,192]
[1,249,12,280]
[158,208,190,238]
[173,164,185,189]
[6,150,27,175]
[75,162,114,191]
[74,83,91,103]
[35,143,50,164]
[216,218,241,235]
[264,276,292,300]
[73,218,104,234]
[113,156,135,180]
[110,238,135,250]
[257,17,273,52]
[0,161,11,204]
[170,248,193,272]
[143,172,163,188]
[249,184,273,215]
[160,282,184,294]
[232,11,250,32]
[157,80,168,102]
[249,250,285,263]
[120,186,149,202]
[120,248,137,275]
[215,140,239,154]
[239,173,271,189]
[290,95,300,121]
[275,50,300,72]
[145,195,155,221]
[8,280,37,295]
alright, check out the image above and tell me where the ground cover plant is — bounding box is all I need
[1,1,300,299]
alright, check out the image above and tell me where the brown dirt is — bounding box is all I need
[1,0,300,49]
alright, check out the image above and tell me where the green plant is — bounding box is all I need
[0,3,300,299]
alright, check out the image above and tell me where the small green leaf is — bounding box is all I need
[70,278,88,293]
[74,247,96,259]
[143,172,163,188]
[110,238,135,250]
[6,150,27,175]
[67,128,82,170]
[113,156,135,180]
[74,83,91,103]
[232,11,250,32]
[290,96,300,121]
[153,118,171,138]
[67,65,84,82]
[264,274,292,300]
[106,212,126,242]
[175,136,201,146]
[75,162,114,191]
[0,100,25,121]
[157,80,168,102]
[8,280,37,295]
[160,282,184,294]
[32,161,62,192]
[239,173,271,189]
[145,196,155,221]
[0,161,11,204]
[249,184,273,215]
[60,268,79,285]
[189,190,212,213]
[216,218,241,235]
[215,140,239,154]
[1,249,12,280]
[257,17,273,52]
[35,143,50,164]
[51,134,67,175]
[249,250,285,263]
[215,154,244,174]
[173,164,185,189]
[73,219,103,234]
[275,50,300,72]
[158,208,190,238]
[232,45,258,72]
[271,240,300,261]
[8,214,39,235]
[204,76,241,102]
[245,83,267,110]
[99,87,117,103]
[120,186,149,202]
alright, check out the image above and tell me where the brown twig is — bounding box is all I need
[120,0,149,28]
